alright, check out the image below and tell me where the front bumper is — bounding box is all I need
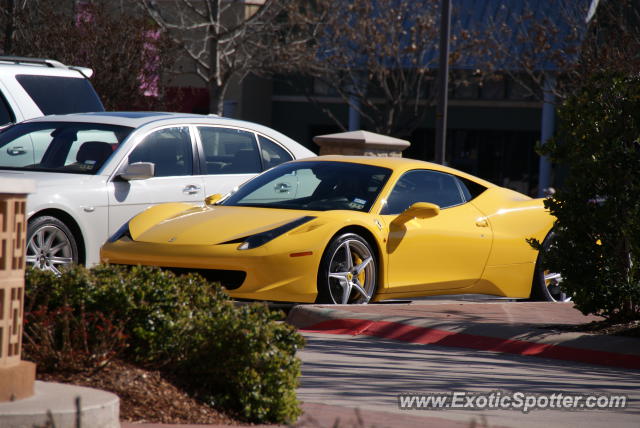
[100,239,321,303]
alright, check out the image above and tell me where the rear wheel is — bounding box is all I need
[316,233,377,304]
[26,216,78,275]
[530,231,570,302]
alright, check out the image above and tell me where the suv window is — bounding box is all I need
[381,170,466,215]
[0,92,14,126]
[16,75,104,115]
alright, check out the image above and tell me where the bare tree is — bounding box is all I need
[1,0,176,110]
[567,0,640,90]
[273,0,487,138]
[139,0,288,115]
[480,0,640,102]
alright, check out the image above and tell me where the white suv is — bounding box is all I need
[0,56,104,127]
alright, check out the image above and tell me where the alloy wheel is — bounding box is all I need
[327,238,376,304]
[26,225,75,275]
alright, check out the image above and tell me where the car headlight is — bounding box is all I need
[222,216,316,250]
[107,221,132,243]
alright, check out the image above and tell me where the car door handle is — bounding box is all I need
[274,182,292,193]
[7,146,26,156]
[475,218,489,227]
[182,184,201,195]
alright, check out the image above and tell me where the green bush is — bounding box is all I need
[535,72,640,321]
[25,264,304,423]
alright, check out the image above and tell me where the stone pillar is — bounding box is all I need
[313,130,410,157]
[0,178,35,402]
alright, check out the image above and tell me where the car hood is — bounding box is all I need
[0,170,98,189]
[131,205,320,246]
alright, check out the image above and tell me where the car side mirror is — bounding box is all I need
[398,202,440,221]
[205,193,223,205]
[119,162,155,181]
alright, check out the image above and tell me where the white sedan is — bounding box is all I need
[0,112,314,272]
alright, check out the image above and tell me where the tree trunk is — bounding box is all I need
[208,0,223,115]
[209,82,226,116]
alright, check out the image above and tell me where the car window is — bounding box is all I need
[198,126,261,174]
[128,127,193,177]
[381,169,465,215]
[258,135,293,170]
[0,91,15,126]
[0,121,131,173]
[15,75,104,115]
[456,176,487,201]
[222,161,392,212]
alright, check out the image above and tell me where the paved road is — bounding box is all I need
[298,332,640,428]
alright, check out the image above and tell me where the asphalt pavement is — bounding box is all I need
[124,299,640,428]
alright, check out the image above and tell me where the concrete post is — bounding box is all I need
[0,178,35,402]
[313,130,410,157]
[538,74,556,197]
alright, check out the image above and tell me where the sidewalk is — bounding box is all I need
[286,300,640,370]
[122,402,495,428]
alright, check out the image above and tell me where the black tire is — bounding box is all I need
[316,233,377,304]
[530,231,570,302]
[26,216,79,274]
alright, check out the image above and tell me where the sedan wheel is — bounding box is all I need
[317,233,377,304]
[26,216,78,275]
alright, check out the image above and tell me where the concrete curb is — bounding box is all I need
[0,381,119,428]
[286,303,640,370]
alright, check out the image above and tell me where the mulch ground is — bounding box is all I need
[37,359,240,425]
[544,319,640,338]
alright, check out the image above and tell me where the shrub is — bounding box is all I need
[23,305,127,373]
[24,264,303,423]
[534,72,640,321]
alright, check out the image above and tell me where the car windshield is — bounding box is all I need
[221,160,392,212]
[0,121,133,174]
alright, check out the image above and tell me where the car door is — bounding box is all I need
[380,169,492,292]
[107,125,204,234]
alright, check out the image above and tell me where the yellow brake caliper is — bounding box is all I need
[355,254,366,284]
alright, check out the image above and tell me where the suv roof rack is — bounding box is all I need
[0,55,66,68]
[0,56,93,78]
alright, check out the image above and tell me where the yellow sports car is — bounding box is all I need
[101,156,564,304]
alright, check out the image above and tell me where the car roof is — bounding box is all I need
[21,111,270,130]
[297,155,498,188]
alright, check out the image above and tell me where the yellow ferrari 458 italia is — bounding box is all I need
[101,156,565,304]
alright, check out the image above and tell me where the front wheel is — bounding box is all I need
[316,233,377,304]
[530,231,570,302]
[26,216,79,275]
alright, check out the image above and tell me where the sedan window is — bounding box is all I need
[258,135,293,169]
[128,127,193,177]
[0,121,132,173]
[381,170,466,215]
[198,126,262,174]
